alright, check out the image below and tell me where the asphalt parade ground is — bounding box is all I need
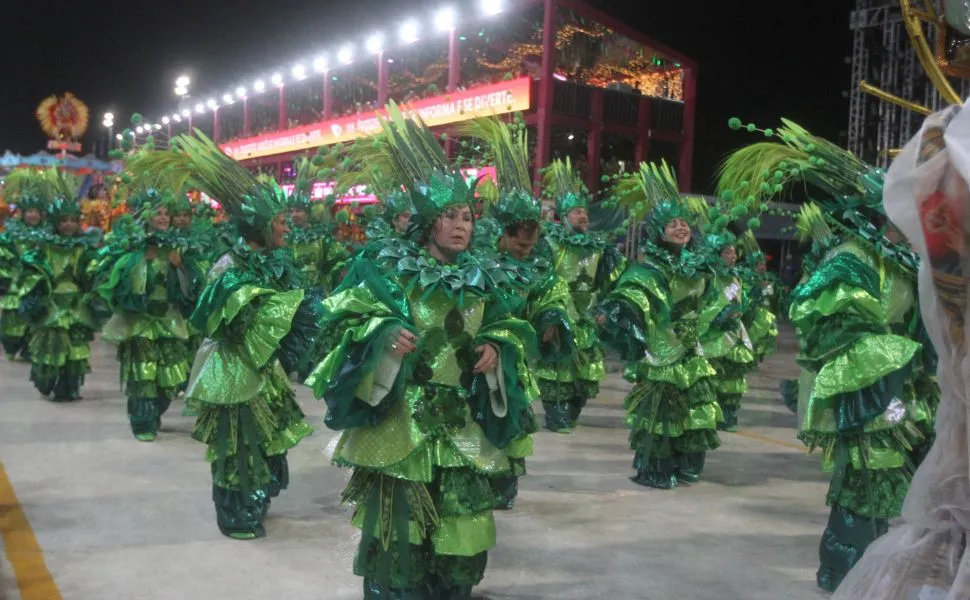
[0,326,829,599]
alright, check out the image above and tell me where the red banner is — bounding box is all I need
[221,77,532,160]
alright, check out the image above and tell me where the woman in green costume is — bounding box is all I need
[305,107,537,599]
[698,226,756,433]
[286,157,349,295]
[97,188,204,441]
[599,161,722,489]
[127,132,317,539]
[719,118,937,592]
[0,170,52,360]
[536,157,625,432]
[20,174,104,401]
[737,238,778,367]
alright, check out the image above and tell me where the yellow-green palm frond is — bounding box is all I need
[456,116,530,193]
[716,142,809,205]
[541,156,585,200]
[794,202,833,244]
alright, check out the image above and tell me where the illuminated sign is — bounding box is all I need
[278,166,496,205]
[221,78,532,160]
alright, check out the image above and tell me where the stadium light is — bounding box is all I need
[162,116,170,124]
[434,7,456,31]
[400,21,419,43]
[481,0,503,16]
[135,126,144,134]
[366,33,384,54]
[338,45,353,64]
[175,85,188,96]
[173,114,182,123]
[195,103,205,114]
[103,112,114,121]
[292,64,307,80]
[206,98,218,109]
[222,93,234,104]
[313,56,328,73]
[181,109,191,117]
[116,133,123,140]
[175,75,190,87]
[271,72,283,86]
[253,79,266,93]
[236,86,247,98]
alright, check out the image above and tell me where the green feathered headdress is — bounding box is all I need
[383,189,413,220]
[368,101,478,232]
[542,157,588,219]
[3,168,51,213]
[125,130,288,246]
[288,155,315,211]
[457,116,539,227]
[608,160,691,242]
[45,169,84,221]
[127,188,176,221]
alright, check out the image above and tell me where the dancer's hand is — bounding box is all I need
[388,328,417,357]
[168,251,182,268]
[596,314,607,326]
[473,344,498,374]
[542,327,558,343]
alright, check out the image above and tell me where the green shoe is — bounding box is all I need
[229,531,258,540]
[135,432,157,442]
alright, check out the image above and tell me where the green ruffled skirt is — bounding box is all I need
[28,324,93,400]
[1,309,29,358]
[192,367,313,537]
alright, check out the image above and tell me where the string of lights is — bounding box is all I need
[125,0,507,134]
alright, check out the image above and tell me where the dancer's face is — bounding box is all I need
[755,261,767,274]
[394,211,411,234]
[151,207,171,232]
[23,208,42,226]
[57,215,79,236]
[567,207,589,233]
[500,222,540,261]
[271,212,291,248]
[290,208,308,228]
[663,218,691,246]
[720,246,737,267]
[430,206,473,259]
[173,212,192,229]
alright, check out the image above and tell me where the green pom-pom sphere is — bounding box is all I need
[745,123,756,133]
[748,217,762,229]
[728,117,742,130]
[760,203,769,212]
[773,170,784,181]
[722,189,735,201]
[311,155,325,166]
[131,113,143,126]
[763,128,773,137]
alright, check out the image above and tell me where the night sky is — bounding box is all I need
[1,0,850,193]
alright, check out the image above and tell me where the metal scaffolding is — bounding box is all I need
[847,0,970,165]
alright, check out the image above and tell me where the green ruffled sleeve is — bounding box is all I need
[470,293,540,449]
[305,282,414,431]
[599,263,667,363]
[528,273,576,363]
[96,249,149,314]
[186,274,305,407]
[790,251,919,432]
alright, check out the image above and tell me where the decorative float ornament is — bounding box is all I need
[36,93,90,140]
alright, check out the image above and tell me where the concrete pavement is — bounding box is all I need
[0,327,829,599]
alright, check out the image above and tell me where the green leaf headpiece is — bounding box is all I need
[541,157,589,219]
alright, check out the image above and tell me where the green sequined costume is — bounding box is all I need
[741,269,779,365]
[288,224,349,294]
[600,244,722,489]
[307,240,538,598]
[97,230,203,441]
[537,222,624,432]
[187,243,316,539]
[0,221,51,359]
[700,270,755,432]
[791,239,936,591]
[20,232,103,401]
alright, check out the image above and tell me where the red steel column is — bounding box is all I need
[213,108,221,142]
[586,87,603,195]
[323,74,333,120]
[534,0,557,192]
[278,85,287,130]
[243,98,251,136]
[634,96,652,164]
[678,66,696,191]
[378,52,389,106]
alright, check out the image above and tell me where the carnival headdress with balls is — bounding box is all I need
[607,160,696,242]
[45,169,84,221]
[458,115,540,227]
[125,130,289,246]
